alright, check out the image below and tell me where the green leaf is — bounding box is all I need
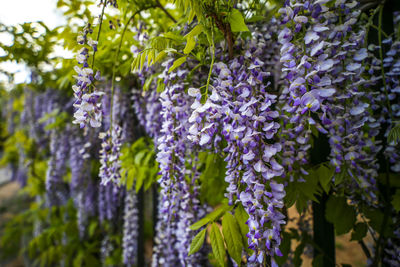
[325,196,356,235]
[392,189,400,212]
[388,123,400,145]
[274,231,291,265]
[188,228,207,256]
[222,213,242,266]
[143,73,158,91]
[140,52,146,71]
[246,15,265,23]
[190,204,232,230]
[315,164,334,193]
[199,153,227,205]
[296,171,321,205]
[88,221,97,237]
[155,51,167,63]
[234,204,249,246]
[183,24,204,54]
[135,167,145,193]
[185,24,204,38]
[134,151,146,165]
[334,170,348,185]
[210,223,226,267]
[228,9,249,32]
[190,217,212,231]
[184,36,196,54]
[168,56,187,73]
[351,222,368,241]
[293,240,305,267]
[125,168,136,190]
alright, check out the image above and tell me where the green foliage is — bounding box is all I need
[198,152,227,205]
[221,213,243,266]
[361,205,394,237]
[189,204,250,266]
[274,231,291,265]
[183,24,204,54]
[189,228,207,256]
[388,122,400,145]
[228,9,250,32]
[314,163,335,193]
[210,222,226,267]
[131,35,183,72]
[190,203,232,231]
[351,222,368,241]
[120,137,159,192]
[285,169,322,213]
[168,56,187,73]
[233,204,249,247]
[38,108,70,131]
[325,196,356,235]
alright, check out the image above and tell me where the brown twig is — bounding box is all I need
[210,13,234,59]
[155,0,177,23]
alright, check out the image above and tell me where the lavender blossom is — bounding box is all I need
[153,58,206,266]
[72,23,104,129]
[122,189,139,266]
[187,31,285,265]
[45,130,70,207]
[99,124,123,185]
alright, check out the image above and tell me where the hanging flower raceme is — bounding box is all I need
[72,23,104,128]
[132,87,163,139]
[381,19,400,173]
[187,32,285,265]
[278,0,380,202]
[152,58,206,267]
[122,189,139,266]
[45,130,70,207]
[69,132,98,238]
[153,59,189,266]
[99,124,123,185]
[320,1,380,199]
[131,24,163,140]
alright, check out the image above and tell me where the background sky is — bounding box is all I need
[0,0,65,86]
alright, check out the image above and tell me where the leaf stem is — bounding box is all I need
[205,25,215,97]
[91,2,107,70]
[155,0,177,23]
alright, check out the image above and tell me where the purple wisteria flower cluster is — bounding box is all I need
[73,23,104,128]
[45,130,70,207]
[278,0,380,200]
[99,124,123,185]
[69,133,97,238]
[152,59,206,267]
[131,23,163,140]
[187,32,285,265]
[381,23,400,173]
[131,86,163,140]
[122,189,139,266]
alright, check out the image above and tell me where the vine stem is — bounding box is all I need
[109,13,136,129]
[109,6,157,129]
[155,0,177,23]
[364,4,381,44]
[91,2,107,70]
[205,24,215,97]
